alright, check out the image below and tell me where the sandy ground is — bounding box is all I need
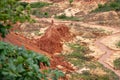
[101,33,120,50]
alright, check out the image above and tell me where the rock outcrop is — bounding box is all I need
[37,24,71,54]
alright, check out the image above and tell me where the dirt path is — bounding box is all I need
[95,33,120,78]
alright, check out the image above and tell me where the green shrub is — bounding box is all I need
[0,41,64,80]
[92,1,120,12]
[31,10,50,18]
[114,58,120,70]
[20,2,51,8]
[55,14,81,21]
[98,4,103,8]
[19,2,29,8]
[30,2,51,8]
[81,71,110,80]
[68,43,87,54]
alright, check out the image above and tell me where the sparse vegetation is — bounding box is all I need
[55,14,82,21]
[31,10,50,18]
[114,58,120,70]
[92,1,120,12]
[20,2,52,8]
[1,0,120,80]
[30,2,52,8]
[62,43,119,80]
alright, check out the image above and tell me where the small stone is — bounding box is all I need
[31,33,35,36]
[66,74,72,78]
[73,66,77,70]
[57,65,64,69]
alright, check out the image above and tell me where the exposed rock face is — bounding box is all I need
[37,24,71,54]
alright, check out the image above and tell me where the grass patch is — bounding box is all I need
[92,1,120,12]
[62,43,119,80]
[20,2,52,8]
[30,2,52,8]
[55,14,83,21]
[114,57,120,70]
[31,10,50,18]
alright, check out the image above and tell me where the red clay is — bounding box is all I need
[37,24,71,54]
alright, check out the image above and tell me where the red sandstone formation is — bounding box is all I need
[1,31,74,73]
[38,24,71,54]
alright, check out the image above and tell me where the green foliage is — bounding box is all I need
[0,24,11,38]
[20,2,51,8]
[30,2,51,8]
[0,0,31,23]
[0,0,31,38]
[20,2,51,18]
[114,58,120,70]
[80,71,110,80]
[92,1,120,12]
[55,14,82,21]
[31,10,50,18]
[43,69,64,80]
[0,41,64,80]
[63,43,89,67]
[67,43,87,58]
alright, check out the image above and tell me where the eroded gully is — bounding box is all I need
[33,16,120,78]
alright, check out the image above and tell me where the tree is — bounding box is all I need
[0,0,31,38]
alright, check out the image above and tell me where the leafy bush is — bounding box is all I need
[114,58,120,70]
[92,1,120,12]
[0,24,11,38]
[19,2,29,8]
[0,41,64,80]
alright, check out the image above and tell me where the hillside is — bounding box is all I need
[0,0,120,80]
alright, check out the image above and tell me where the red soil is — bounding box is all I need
[37,24,71,54]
